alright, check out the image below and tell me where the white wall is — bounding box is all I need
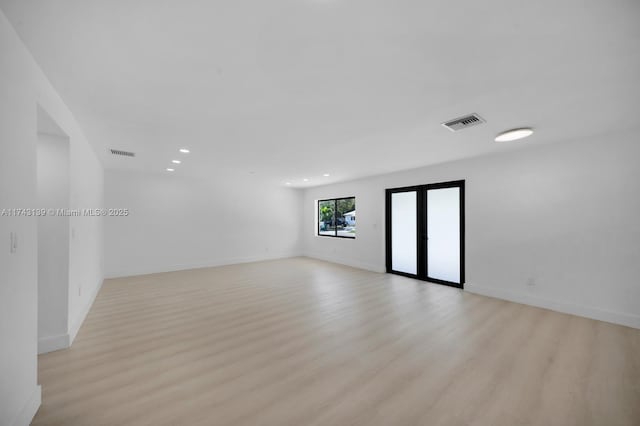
[302,133,640,329]
[105,170,303,278]
[66,125,105,344]
[0,9,104,426]
[37,133,70,353]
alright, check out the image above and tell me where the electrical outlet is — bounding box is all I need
[9,232,17,254]
[526,277,536,287]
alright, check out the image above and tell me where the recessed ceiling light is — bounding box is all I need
[323,173,330,177]
[166,168,175,172]
[495,128,534,142]
[179,148,190,153]
[285,182,292,185]
[303,178,309,182]
[172,160,181,164]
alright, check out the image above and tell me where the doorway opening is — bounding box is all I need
[385,180,465,288]
[36,105,71,353]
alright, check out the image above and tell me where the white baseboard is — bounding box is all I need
[38,279,105,353]
[38,333,70,354]
[104,252,303,279]
[303,252,386,274]
[69,276,104,344]
[466,283,640,329]
[10,385,41,426]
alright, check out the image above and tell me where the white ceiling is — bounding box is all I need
[2,0,639,187]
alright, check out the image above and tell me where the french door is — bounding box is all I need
[385,180,465,288]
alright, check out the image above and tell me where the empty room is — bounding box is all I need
[1,1,639,425]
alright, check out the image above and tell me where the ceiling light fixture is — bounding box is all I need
[166,168,175,172]
[303,178,309,182]
[172,160,181,164]
[179,148,190,153]
[323,173,330,177]
[495,128,534,142]
[285,182,292,185]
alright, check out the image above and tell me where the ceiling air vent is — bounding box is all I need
[442,113,485,132]
[110,149,135,157]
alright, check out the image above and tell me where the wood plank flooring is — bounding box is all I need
[33,257,640,426]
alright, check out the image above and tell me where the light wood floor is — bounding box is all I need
[33,258,640,426]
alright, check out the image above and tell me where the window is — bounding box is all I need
[318,197,356,238]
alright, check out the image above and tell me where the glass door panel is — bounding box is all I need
[391,191,417,275]
[426,187,461,284]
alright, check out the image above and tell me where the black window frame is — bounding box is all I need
[317,197,356,239]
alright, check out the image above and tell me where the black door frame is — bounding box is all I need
[385,180,465,289]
